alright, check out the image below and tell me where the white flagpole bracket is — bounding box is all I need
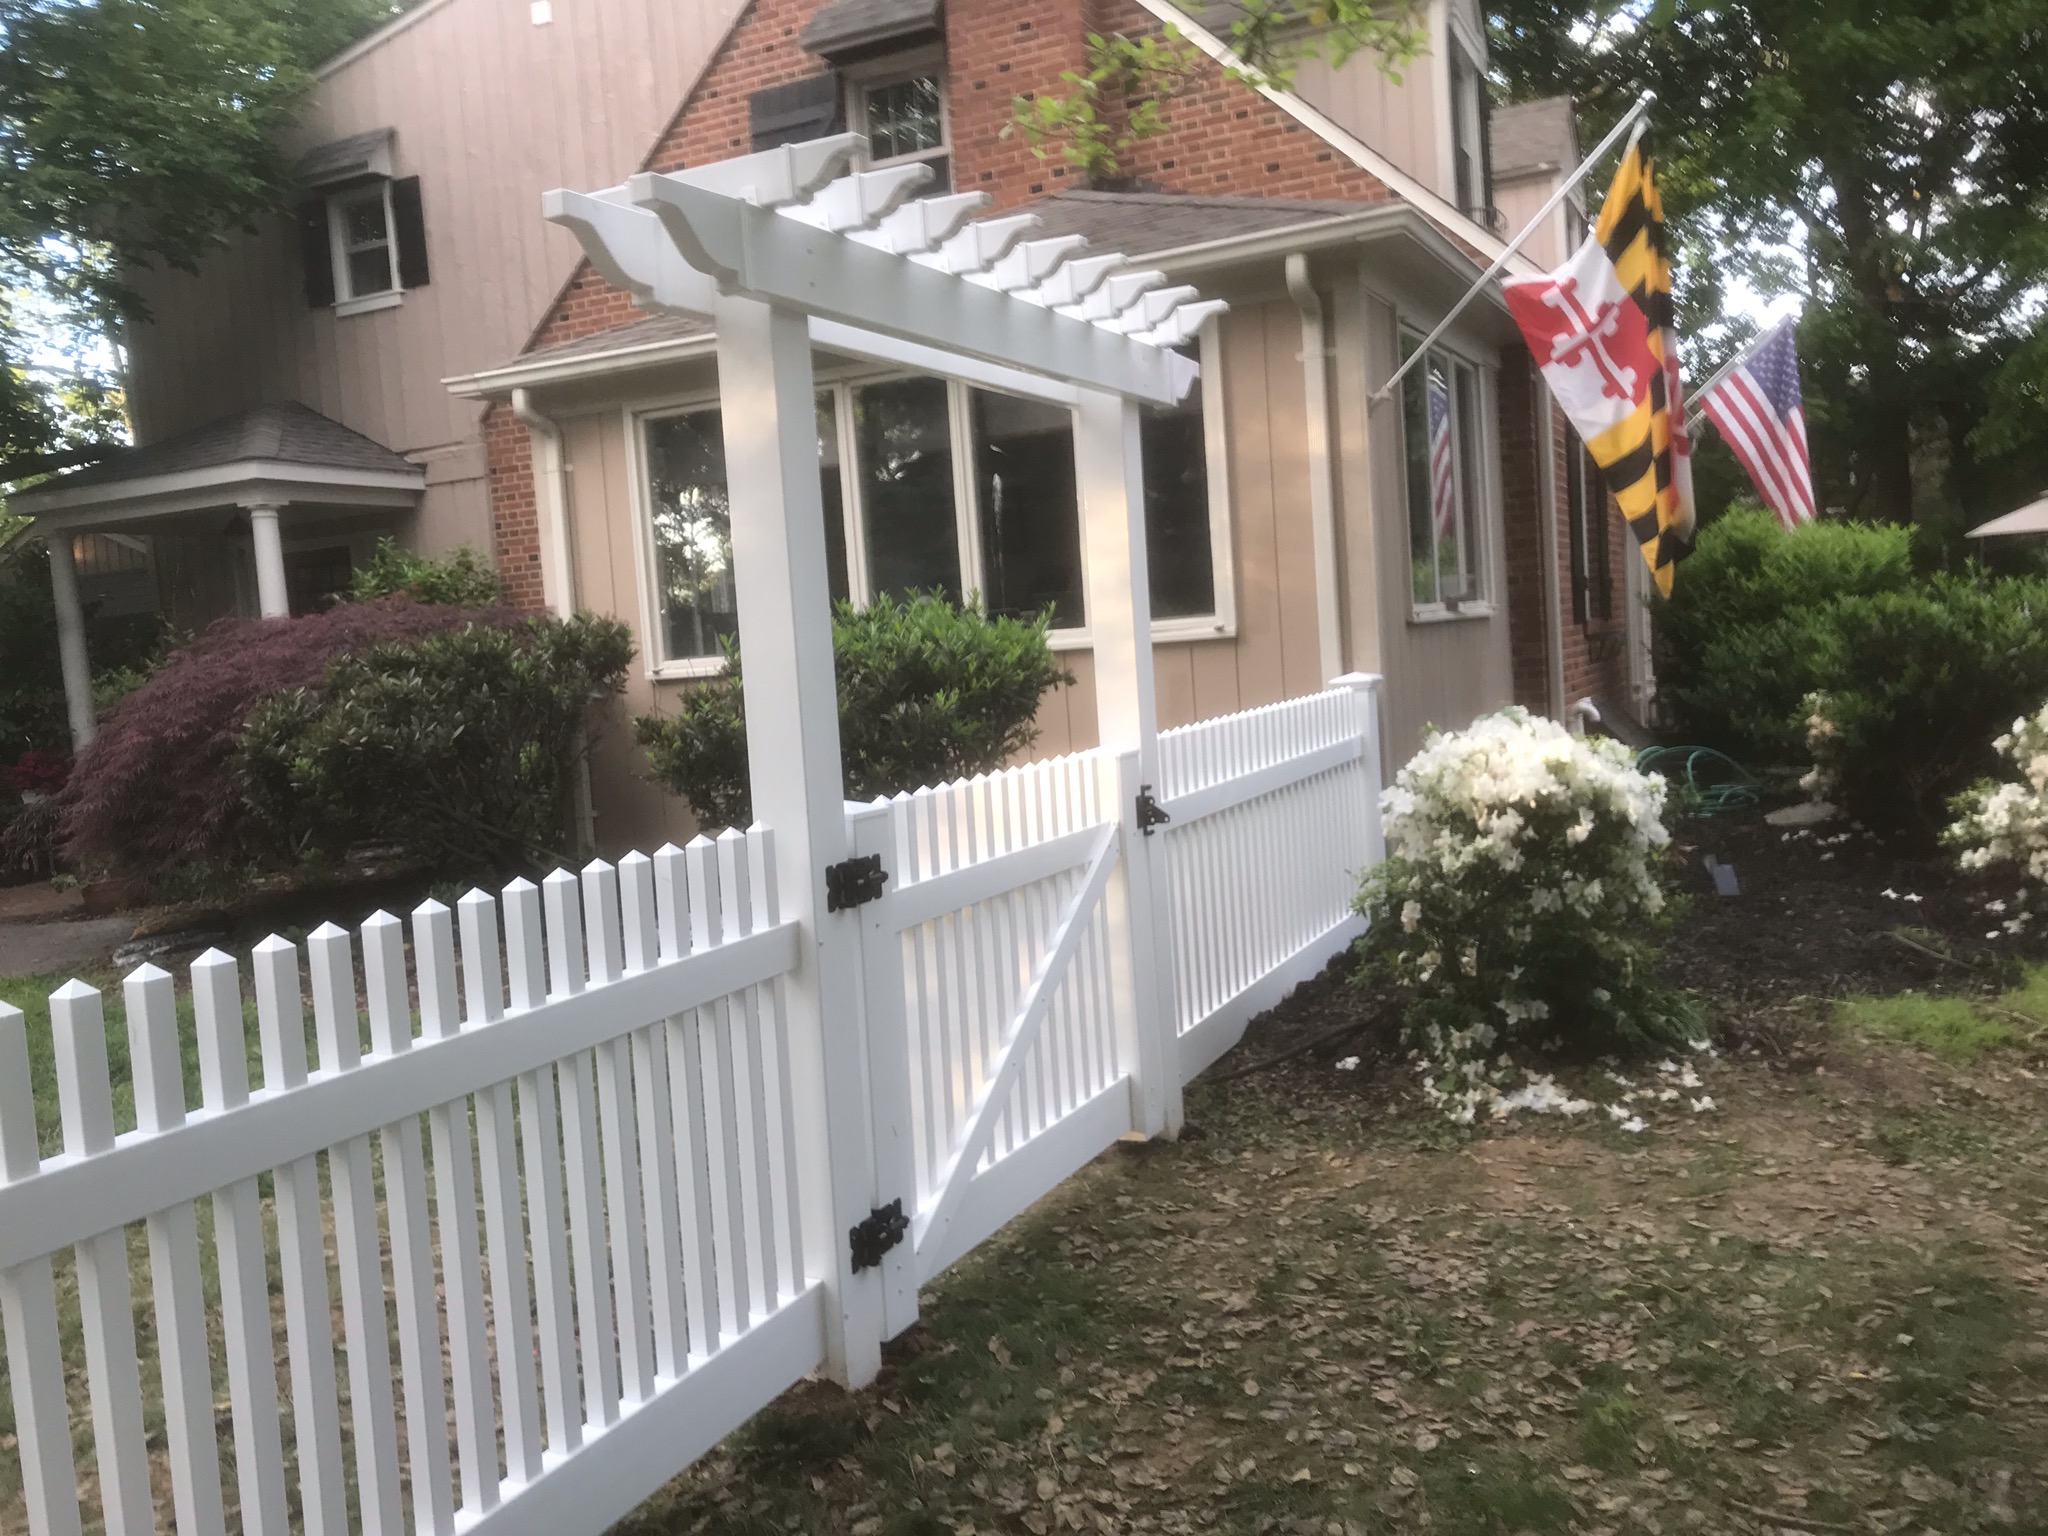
[1372,88,1657,405]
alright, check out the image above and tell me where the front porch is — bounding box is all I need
[5,402,425,748]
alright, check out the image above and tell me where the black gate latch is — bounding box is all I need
[849,1199,909,1272]
[825,854,888,912]
[1136,786,1171,836]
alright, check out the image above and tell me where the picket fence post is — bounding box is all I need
[1332,672,1387,867]
[716,293,883,1388]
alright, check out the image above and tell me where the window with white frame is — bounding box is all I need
[634,359,1232,674]
[847,58,949,192]
[1400,335,1490,612]
[331,183,398,303]
[1447,35,1491,224]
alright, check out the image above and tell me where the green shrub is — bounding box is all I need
[1801,575,2048,839]
[1659,506,1913,766]
[639,593,1074,829]
[347,538,503,607]
[1356,708,1697,1122]
[239,615,633,876]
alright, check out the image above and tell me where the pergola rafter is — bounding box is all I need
[537,136,1220,1385]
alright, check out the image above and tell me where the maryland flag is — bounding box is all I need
[1502,126,1696,596]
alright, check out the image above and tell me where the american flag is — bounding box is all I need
[1697,320,1815,528]
[1427,370,1457,541]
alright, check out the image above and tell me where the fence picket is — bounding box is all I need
[412,904,500,1515]
[544,867,621,1425]
[192,950,292,1536]
[306,924,407,1536]
[503,878,584,1452]
[459,892,545,1484]
[48,980,153,1536]
[124,962,230,1536]
[0,1002,82,1536]
[654,844,719,1360]
[685,836,749,1339]
[584,858,657,1401]
[252,938,352,1536]
[717,829,774,1321]
[749,828,805,1303]
[621,851,690,1378]
[360,913,458,1536]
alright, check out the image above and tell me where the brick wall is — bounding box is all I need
[1499,348,1634,718]
[484,0,1401,610]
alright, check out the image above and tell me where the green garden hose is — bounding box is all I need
[1635,745,1763,817]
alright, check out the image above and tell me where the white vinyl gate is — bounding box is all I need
[0,681,1382,1536]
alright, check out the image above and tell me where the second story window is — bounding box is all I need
[293,130,430,318]
[332,185,397,303]
[849,57,949,191]
[1448,37,1492,226]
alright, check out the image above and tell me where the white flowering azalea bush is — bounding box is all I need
[1944,700,2048,937]
[1356,708,1699,1123]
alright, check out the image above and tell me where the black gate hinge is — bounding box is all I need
[1136,786,1171,836]
[825,853,888,912]
[849,1198,909,1272]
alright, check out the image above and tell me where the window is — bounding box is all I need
[643,406,738,663]
[300,174,428,315]
[849,64,949,191]
[1565,429,1613,623]
[333,185,396,301]
[635,359,1233,674]
[1400,336,1490,612]
[1447,38,1492,224]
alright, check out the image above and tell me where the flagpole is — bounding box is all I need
[1371,88,1657,405]
[1682,315,1791,434]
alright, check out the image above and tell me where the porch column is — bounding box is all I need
[247,503,290,618]
[714,295,883,1389]
[1075,388,1181,1139]
[46,533,96,751]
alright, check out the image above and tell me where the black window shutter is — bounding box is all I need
[299,198,335,308]
[749,74,842,152]
[392,176,430,289]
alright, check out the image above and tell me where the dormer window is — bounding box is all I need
[847,53,949,192]
[293,129,430,317]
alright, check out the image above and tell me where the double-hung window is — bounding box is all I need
[1565,428,1613,623]
[635,351,1231,675]
[1400,335,1491,614]
[848,59,949,192]
[332,184,397,304]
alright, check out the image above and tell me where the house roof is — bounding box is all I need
[801,0,943,57]
[5,402,424,526]
[27,403,416,494]
[1490,97,1579,181]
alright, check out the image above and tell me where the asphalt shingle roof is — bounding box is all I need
[800,0,942,57]
[33,402,416,493]
[1490,97,1579,181]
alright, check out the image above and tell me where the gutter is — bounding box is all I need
[511,387,578,621]
[1285,254,1345,683]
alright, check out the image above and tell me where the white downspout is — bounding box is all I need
[1534,378,1567,720]
[513,386,576,619]
[511,387,596,855]
[1286,253,1345,682]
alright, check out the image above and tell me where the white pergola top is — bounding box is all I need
[544,135,1225,406]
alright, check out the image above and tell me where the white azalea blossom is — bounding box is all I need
[1358,707,1696,1125]
[1948,700,2048,891]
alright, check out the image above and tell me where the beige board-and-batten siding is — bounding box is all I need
[121,0,749,561]
[1357,284,1515,766]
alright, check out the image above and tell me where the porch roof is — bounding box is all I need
[5,402,425,530]
[450,190,1495,398]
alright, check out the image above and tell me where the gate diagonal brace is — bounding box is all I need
[849,1199,909,1272]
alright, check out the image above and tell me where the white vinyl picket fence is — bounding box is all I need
[0,679,1383,1536]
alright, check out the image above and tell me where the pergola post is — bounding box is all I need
[247,503,290,619]
[714,295,885,1389]
[46,533,97,752]
[1074,389,1182,1139]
